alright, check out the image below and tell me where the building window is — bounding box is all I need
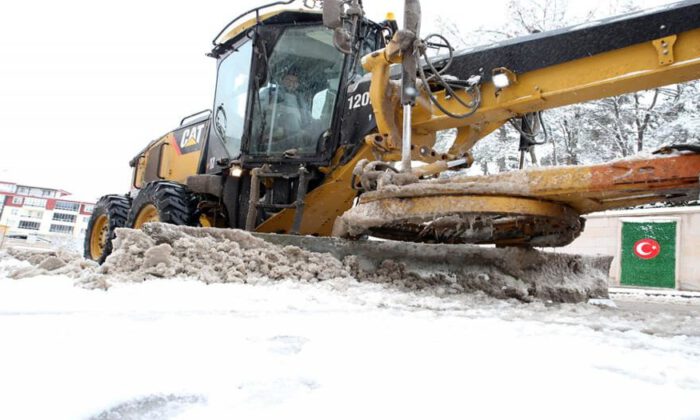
[50,224,74,234]
[53,213,77,223]
[55,201,80,212]
[10,209,19,216]
[18,220,41,230]
[41,189,54,197]
[17,187,29,195]
[21,210,43,219]
[83,204,95,213]
[12,196,23,205]
[24,197,47,208]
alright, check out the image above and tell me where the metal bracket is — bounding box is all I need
[652,35,677,66]
[365,133,393,153]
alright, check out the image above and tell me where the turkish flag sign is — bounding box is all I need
[621,221,676,288]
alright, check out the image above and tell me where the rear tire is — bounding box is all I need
[84,195,131,264]
[127,182,197,229]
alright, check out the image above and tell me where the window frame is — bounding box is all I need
[55,201,81,212]
[52,213,77,223]
[204,36,256,175]
[24,197,47,208]
[49,224,74,234]
[18,220,41,231]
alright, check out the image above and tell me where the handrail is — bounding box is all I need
[211,0,296,46]
[180,109,212,126]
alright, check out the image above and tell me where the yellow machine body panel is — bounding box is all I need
[132,121,209,189]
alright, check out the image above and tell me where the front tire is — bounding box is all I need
[84,195,131,263]
[127,182,197,229]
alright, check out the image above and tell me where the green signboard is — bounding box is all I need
[620,221,676,288]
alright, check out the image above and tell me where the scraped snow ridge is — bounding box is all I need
[1,223,610,303]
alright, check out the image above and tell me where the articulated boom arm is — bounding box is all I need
[363,0,700,163]
[334,1,700,247]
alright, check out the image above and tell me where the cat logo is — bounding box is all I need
[182,135,198,148]
[176,123,207,155]
[181,124,205,148]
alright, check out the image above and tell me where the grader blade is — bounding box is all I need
[140,223,612,303]
[334,151,700,247]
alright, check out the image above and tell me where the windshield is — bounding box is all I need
[250,25,345,157]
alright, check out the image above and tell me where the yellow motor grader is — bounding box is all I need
[85,0,700,299]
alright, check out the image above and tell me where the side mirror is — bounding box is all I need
[323,0,364,55]
[322,0,344,29]
[333,28,353,55]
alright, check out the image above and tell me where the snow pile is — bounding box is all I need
[0,223,610,303]
[342,244,609,302]
[3,247,97,279]
[0,227,352,291]
[93,225,350,286]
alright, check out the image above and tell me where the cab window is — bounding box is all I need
[212,41,253,158]
[250,25,345,157]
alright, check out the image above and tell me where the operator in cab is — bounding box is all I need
[257,65,317,154]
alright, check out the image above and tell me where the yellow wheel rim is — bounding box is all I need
[199,214,212,227]
[133,204,160,229]
[89,214,109,260]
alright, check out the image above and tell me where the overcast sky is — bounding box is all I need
[0,0,671,201]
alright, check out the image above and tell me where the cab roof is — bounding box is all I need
[210,9,322,58]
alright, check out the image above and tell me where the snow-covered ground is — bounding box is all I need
[1,257,699,420]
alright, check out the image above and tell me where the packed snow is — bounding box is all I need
[0,242,699,419]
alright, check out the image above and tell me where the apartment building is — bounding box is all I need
[0,181,95,241]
